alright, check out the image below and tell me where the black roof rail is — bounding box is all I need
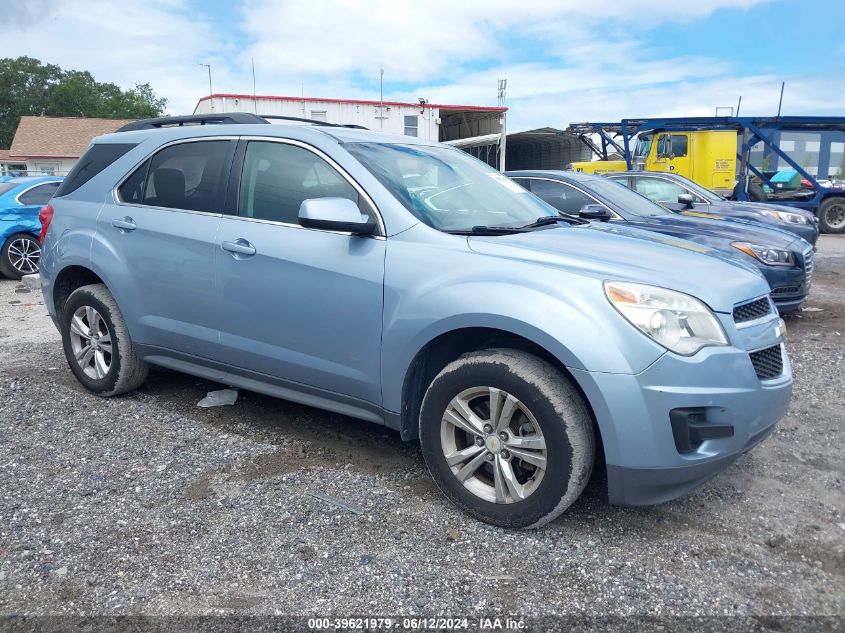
[116,113,269,132]
[116,112,370,133]
[260,115,368,129]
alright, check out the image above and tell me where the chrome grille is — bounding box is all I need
[803,247,814,286]
[733,297,771,323]
[749,345,783,380]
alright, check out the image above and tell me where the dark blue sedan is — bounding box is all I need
[603,170,819,246]
[0,176,62,279]
[505,170,814,313]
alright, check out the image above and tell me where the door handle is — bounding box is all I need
[111,217,136,231]
[221,239,256,257]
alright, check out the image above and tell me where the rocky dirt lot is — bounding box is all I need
[0,237,843,623]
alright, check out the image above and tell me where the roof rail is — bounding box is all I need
[116,112,370,133]
[116,113,268,132]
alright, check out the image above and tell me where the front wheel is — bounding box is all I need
[419,349,595,528]
[818,197,845,234]
[60,284,148,396]
[0,232,41,280]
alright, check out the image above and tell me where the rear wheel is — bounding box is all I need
[0,233,41,280]
[818,197,845,234]
[61,284,148,396]
[419,349,594,528]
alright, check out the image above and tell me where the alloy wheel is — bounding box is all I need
[440,386,547,504]
[68,306,113,380]
[7,236,41,275]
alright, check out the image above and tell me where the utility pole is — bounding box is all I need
[497,78,507,171]
[198,63,213,112]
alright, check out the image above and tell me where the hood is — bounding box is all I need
[467,223,769,314]
[627,213,803,252]
[726,200,816,221]
[698,200,815,224]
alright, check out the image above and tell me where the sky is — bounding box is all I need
[1,0,843,131]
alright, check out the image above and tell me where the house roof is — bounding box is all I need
[8,116,135,159]
[196,93,507,114]
[0,149,10,163]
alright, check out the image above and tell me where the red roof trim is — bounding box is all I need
[7,154,79,160]
[195,93,507,113]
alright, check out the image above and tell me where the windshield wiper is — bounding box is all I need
[445,225,530,235]
[521,215,588,228]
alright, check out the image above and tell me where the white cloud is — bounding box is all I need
[0,0,224,114]
[3,0,838,131]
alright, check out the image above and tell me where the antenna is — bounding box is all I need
[497,78,507,107]
[379,68,385,130]
[777,81,785,117]
[251,58,257,113]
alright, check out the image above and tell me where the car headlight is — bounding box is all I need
[731,241,795,266]
[604,281,729,356]
[764,210,809,225]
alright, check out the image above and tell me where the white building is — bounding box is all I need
[194,93,506,143]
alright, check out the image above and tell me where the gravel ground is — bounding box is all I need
[0,237,843,621]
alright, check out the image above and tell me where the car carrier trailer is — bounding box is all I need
[567,116,845,233]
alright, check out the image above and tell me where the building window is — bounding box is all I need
[404,115,418,137]
[310,110,327,122]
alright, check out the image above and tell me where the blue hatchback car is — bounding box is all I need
[0,176,62,279]
[604,170,819,246]
[506,171,814,313]
[39,114,792,527]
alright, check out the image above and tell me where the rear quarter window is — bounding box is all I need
[18,181,61,205]
[54,143,137,197]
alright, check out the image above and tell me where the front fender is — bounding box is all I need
[380,232,666,413]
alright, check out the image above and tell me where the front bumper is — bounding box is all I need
[571,312,791,506]
[757,262,809,313]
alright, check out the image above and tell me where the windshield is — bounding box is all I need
[634,135,652,158]
[346,142,558,231]
[584,178,670,218]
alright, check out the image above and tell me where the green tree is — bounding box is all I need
[0,56,167,148]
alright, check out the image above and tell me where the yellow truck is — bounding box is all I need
[570,130,737,197]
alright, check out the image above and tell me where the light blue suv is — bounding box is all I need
[39,113,792,528]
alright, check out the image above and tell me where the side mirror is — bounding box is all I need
[298,197,376,235]
[677,193,695,208]
[578,204,612,221]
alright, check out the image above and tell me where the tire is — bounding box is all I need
[818,196,845,234]
[419,348,595,529]
[0,232,41,280]
[732,182,767,202]
[60,284,148,396]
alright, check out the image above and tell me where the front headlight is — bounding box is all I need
[604,281,729,356]
[731,241,795,266]
[764,210,809,225]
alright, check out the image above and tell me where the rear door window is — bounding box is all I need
[18,182,61,205]
[119,140,235,213]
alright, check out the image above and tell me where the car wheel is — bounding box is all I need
[61,284,148,396]
[419,348,595,528]
[818,197,845,234]
[0,233,41,280]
